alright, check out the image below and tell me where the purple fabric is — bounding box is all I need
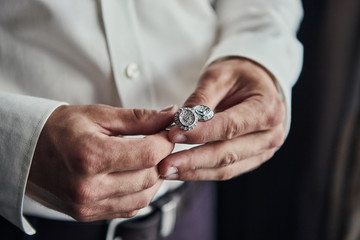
[166,182,217,240]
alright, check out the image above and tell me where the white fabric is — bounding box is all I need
[0,0,303,234]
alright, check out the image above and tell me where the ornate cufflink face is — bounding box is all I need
[174,107,198,131]
[192,105,214,121]
[172,105,214,131]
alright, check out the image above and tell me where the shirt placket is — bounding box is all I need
[101,0,155,109]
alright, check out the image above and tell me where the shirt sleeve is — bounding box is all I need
[207,0,304,135]
[0,92,66,234]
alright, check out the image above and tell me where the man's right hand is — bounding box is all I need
[26,104,177,221]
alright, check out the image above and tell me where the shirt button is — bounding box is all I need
[124,63,140,79]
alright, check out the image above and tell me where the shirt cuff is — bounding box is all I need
[0,92,66,234]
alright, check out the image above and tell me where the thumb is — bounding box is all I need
[100,105,178,135]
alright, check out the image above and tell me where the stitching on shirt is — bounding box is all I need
[16,105,60,230]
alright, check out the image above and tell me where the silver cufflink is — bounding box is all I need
[167,105,214,131]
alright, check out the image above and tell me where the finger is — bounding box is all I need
[169,95,285,144]
[67,179,163,222]
[173,149,276,181]
[70,167,161,203]
[106,168,160,197]
[105,131,175,171]
[87,104,178,135]
[71,131,174,175]
[159,126,284,178]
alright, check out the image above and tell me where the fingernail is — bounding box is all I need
[164,167,178,180]
[172,134,187,143]
[160,104,175,112]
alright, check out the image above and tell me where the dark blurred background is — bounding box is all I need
[216,0,360,239]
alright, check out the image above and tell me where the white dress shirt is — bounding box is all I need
[0,0,303,234]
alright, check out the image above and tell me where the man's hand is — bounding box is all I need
[26,104,177,221]
[158,58,285,180]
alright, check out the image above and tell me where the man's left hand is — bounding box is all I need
[158,58,286,180]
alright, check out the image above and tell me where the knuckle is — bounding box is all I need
[131,108,154,122]
[224,114,245,140]
[68,205,94,222]
[68,181,97,205]
[136,196,152,210]
[268,128,285,149]
[141,171,158,190]
[218,152,238,167]
[264,97,285,127]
